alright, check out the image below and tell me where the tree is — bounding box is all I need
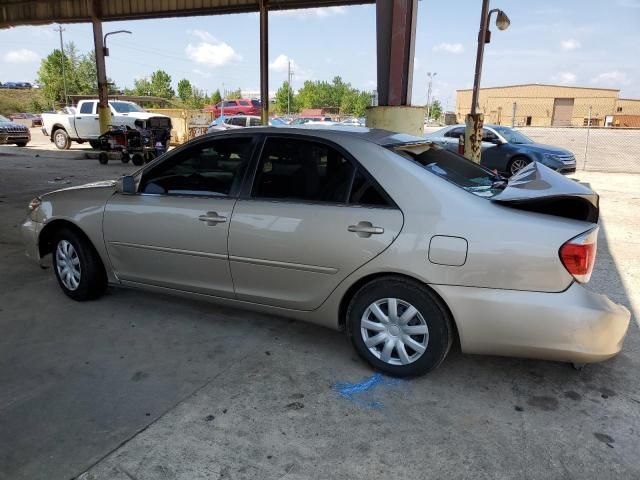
[428,99,442,121]
[226,88,242,99]
[210,89,222,105]
[177,79,193,102]
[132,77,152,96]
[37,49,74,104]
[149,70,175,99]
[188,87,207,109]
[274,81,296,114]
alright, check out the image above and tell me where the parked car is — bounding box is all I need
[426,124,577,176]
[340,117,366,127]
[209,99,261,118]
[41,99,171,150]
[10,113,42,128]
[290,117,332,125]
[0,114,30,146]
[21,128,630,377]
[207,115,286,133]
[2,81,32,89]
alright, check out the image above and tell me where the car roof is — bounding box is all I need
[204,125,426,147]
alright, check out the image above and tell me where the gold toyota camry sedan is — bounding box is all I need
[21,127,630,376]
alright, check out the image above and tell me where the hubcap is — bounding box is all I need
[360,298,429,366]
[55,133,65,148]
[55,240,81,291]
[511,159,528,174]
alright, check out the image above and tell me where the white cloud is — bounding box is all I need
[185,31,241,68]
[591,71,631,86]
[269,54,291,73]
[272,6,346,18]
[552,72,577,84]
[3,49,39,63]
[560,39,581,51]
[432,43,464,54]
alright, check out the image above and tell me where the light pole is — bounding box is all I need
[464,0,510,163]
[103,30,132,57]
[426,72,436,122]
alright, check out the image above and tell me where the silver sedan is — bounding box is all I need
[21,127,630,376]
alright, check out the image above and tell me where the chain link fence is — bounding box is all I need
[451,102,640,174]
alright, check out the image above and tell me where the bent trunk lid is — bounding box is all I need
[491,162,599,222]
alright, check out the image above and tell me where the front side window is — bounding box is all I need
[444,127,465,139]
[239,100,250,106]
[111,102,143,113]
[140,137,253,197]
[251,100,261,107]
[492,126,533,144]
[228,117,246,126]
[79,102,95,114]
[251,137,355,203]
[481,128,499,142]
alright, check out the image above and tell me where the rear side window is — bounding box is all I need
[252,137,355,203]
[239,100,250,106]
[392,143,503,198]
[249,117,261,126]
[349,170,391,207]
[224,101,237,107]
[444,127,465,139]
[79,102,94,114]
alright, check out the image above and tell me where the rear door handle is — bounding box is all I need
[348,221,384,238]
[199,212,227,225]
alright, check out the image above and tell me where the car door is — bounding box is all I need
[228,135,403,310]
[74,101,98,138]
[103,135,256,297]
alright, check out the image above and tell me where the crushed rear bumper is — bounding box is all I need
[432,282,630,363]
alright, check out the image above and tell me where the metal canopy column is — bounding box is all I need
[90,0,109,134]
[367,0,424,136]
[376,0,417,106]
[259,0,269,125]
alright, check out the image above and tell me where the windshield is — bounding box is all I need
[111,101,144,113]
[0,115,10,122]
[492,126,533,144]
[270,118,286,125]
[391,142,505,198]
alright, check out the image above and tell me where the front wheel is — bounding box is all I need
[52,228,107,301]
[15,142,27,147]
[346,277,453,377]
[53,129,71,150]
[508,156,531,176]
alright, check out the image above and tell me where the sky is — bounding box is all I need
[1,0,639,108]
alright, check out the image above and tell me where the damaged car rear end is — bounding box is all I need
[390,143,630,365]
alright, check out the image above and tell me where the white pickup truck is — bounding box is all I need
[41,99,171,150]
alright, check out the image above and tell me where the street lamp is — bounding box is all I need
[426,72,437,122]
[103,30,132,56]
[465,0,510,163]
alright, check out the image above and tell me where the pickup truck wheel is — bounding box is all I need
[53,129,71,150]
[121,152,130,164]
[15,142,27,147]
[89,140,101,149]
[98,152,108,165]
[131,153,144,166]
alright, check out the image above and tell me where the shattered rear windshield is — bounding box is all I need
[390,142,505,198]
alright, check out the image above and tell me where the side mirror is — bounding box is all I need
[116,175,137,194]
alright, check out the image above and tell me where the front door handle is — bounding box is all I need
[199,212,227,225]
[348,221,384,238]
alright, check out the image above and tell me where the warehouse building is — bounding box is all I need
[456,84,640,127]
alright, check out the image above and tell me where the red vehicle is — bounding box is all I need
[208,98,261,118]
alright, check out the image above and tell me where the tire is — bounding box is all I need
[346,277,453,377]
[53,129,71,150]
[508,156,531,176]
[131,153,144,166]
[89,140,101,149]
[52,228,107,301]
[98,152,109,165]
[121,152,130,163]
[15,142,27,147]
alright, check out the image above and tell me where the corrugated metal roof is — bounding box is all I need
[0,0,372,28]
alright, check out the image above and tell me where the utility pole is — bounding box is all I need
[54,26,68,106]
[287,59,293,116]
[426,72,436,122]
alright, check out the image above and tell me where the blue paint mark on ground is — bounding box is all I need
[332,373,403,409]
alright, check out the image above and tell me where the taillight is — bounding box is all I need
[559,227,598,283]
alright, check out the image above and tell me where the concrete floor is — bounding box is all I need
[0,151,638,480]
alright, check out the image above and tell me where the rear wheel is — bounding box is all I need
[121,152,130,163]
[53,129,71,150]
[52,228,107,301]
[346,277,453,377]
[98,152,109,165]
[131,153,144,166]
[508,156,531,176]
